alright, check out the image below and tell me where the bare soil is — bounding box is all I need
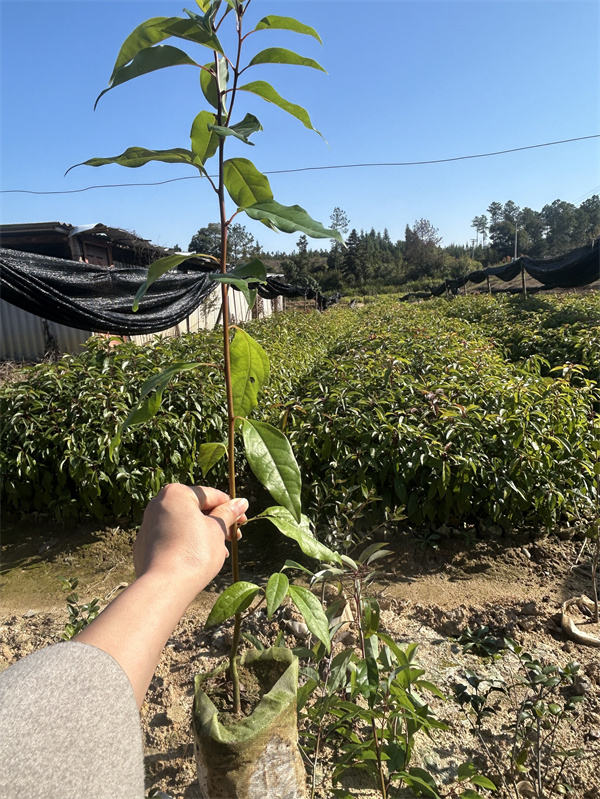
[1,522,599,798]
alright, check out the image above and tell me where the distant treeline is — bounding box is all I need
[187,196,599,295]
[271,196,600,294]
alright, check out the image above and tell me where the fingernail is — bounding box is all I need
[232,498,249,514]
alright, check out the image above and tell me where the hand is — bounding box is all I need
[134,483,249,594]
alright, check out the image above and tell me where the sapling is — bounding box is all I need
[72,0,343,715]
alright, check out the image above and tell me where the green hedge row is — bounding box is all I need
[436,293,600,384]
[2,297,598,542]
[1,309,359,523]
[282,300,599,538]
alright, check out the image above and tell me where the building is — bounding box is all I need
[0,222,274,360]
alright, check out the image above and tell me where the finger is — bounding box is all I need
[208,498,249,534]
[225,526,243,542]
[188,486,231,511]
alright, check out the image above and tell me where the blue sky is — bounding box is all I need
[1,0,599,253]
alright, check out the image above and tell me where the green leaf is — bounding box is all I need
[209,113,263,145]
[244,200,344,242]
[282,560,313,576]
[457,763,477,782]
[140,361,206,399]
[66,147,196,175]
[122,389,164,430]
[266,572,289,618]
[230,328,270,417]
[200,58,228,113]
[248,47,325,73]
[228,258,268,282]
[242,420,302,521]
[238,80,320,133]
[133,253,218,311]
[288,584,330,651]
[115,360,204,439]
[254,15,322,44]
[208,275,256,308]
[357,542,390,564]
[397,769,441,799]
[205,581,260,627]
[190,110,220,165]
[460,791,483,799]
[197,442,227,476]
[471,775,496,790]
[96,45,200,108]
[208,260,265,312]
[297,677,318,710]
[109,16,222,81]
[257,505,341,564]
[223,158,273,209]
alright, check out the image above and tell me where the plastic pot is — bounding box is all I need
[193,647,307,799]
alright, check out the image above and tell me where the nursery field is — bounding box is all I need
[2,292,599,540]
[1,292,600,799]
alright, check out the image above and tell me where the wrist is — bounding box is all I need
[139,562,216,602]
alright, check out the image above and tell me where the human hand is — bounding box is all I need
[134,483,248,595]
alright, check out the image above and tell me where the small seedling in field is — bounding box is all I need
[453,637,584,799]
[59,577,101,640]
[74,0,344,714]
[292,545,496,799]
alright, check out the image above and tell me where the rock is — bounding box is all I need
[518,618,537,631]
[22,610,36,619]
[438,607,467,637]
[149,712,172,728]
[586,728,600,741]
[520,601,537,616]
[522,547,531,560]
[211,630,232,650]
[573,675,593,696]
[285,620,310,640]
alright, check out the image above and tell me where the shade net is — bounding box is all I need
[401,239,599,302]
[0,248,332,335]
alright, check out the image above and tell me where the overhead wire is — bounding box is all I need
[1,133,599,196]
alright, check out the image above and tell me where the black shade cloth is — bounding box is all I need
[403,239,599,302]
[467,270,487,284]
[0,248,332,334]
[520,242,600,287]
[484,261,522,282]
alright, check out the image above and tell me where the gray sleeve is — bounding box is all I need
[0,641,145,799]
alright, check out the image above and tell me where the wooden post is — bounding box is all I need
[487,275,491,295]
[521,262,527,299]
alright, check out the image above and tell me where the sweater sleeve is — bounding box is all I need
[0,640,145,799]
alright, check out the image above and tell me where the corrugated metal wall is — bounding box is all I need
[0,299,90,361]
[1,289,275,359]
[130,288,273,347]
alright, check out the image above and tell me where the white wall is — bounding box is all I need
[1,290,275,360]
[0,299,90,361]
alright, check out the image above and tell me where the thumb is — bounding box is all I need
[208,497,249,535]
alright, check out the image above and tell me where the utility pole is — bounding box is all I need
[515,219,527,299]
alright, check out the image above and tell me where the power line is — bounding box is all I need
[2,134,598,196]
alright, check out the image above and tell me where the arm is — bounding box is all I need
[75,483,248,707]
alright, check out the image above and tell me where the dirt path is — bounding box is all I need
[1,523,599,798]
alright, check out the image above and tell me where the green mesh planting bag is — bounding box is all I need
[193,647,307,799]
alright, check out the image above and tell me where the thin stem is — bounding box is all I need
[225,2,245,126]
[354,578,387,799]
[536,714,543,798]
[592,535,599,622]
[215,43,242,715]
